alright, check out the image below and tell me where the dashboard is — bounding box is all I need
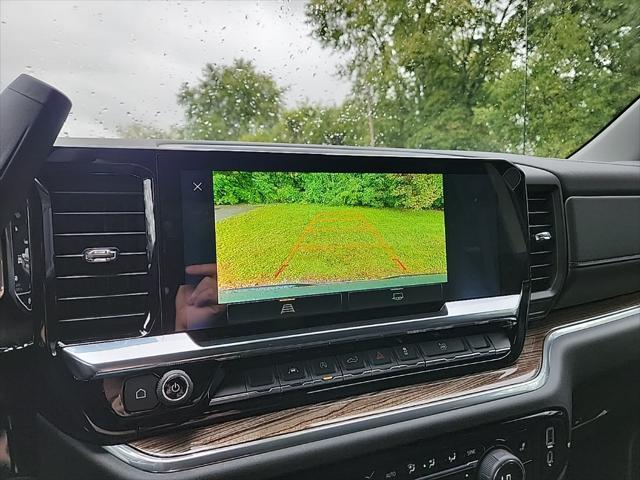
[1,139,639,480]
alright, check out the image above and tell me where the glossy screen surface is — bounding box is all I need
[211,172,447,304]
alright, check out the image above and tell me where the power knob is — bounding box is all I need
[477,448,525,480]
[157,370,193,406]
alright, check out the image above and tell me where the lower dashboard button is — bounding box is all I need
[278,362,308,384]
[338,353,367,372]
[487,331,511,353]
[368,348,395,369]
[308,357,342,382]
[123,374,159,413]
[309,357,338,375]
[440,447,464,468]
[246,367,278,391]
[458,443,484,463]
[419,453,440,475]
[420,338,467,357]
[394,344,423,366]
[466,334,490,350]
[381,467,401,479]
[403,460,419,477]
[508,429,532,462]
[209,372,247,405]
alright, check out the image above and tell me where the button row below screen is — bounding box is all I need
[209,331,511,405]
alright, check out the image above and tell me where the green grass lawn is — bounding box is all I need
[215,203,447,296]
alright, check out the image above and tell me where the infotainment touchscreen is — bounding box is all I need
[171,155,527,335]
[212,172,447,304]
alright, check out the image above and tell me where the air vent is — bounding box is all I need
[46,170,154,343]
[527,187,557,293]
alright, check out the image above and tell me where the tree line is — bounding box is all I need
[213,172,444,210]
[119,0,639,159]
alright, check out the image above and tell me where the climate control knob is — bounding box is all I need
[477,448,525,480]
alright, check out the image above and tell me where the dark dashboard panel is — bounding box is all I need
[1,140,639,480]
[127,293,639,457]
[34,294,640,480]
[556,195,640,307]
[503,154,640,196]
[565,196,640,263]
[23,146,534,446]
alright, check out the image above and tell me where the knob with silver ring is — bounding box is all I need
[477,448,525,480]
[157,370,194,406]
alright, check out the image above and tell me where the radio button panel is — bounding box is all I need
[207,330,511,408]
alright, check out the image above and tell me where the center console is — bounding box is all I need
[30,147,529,444]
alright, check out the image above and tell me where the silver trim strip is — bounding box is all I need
[61,295,520,380]
[103,303,640,473]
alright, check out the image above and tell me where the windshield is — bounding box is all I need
[1,0,638,158]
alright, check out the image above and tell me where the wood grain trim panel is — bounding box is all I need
[130,293,640,457]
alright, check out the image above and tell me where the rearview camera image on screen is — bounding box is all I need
[213,172,447,304]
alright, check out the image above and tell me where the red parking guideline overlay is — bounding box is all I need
[273,210,407,279]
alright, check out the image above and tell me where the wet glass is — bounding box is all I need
[1,1,637,157]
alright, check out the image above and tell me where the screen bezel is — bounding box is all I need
[157,148,529,337]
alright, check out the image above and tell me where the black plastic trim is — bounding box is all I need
[35,302,639,480]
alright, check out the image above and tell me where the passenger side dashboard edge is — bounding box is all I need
[558,196,640,308]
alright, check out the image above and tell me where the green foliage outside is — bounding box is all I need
[213,172,444,210]
[177,58,284,141]
[119,1,640,159]
[215,204,447,293]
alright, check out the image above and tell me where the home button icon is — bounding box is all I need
[123,374,159,413]
[135,388,147,400]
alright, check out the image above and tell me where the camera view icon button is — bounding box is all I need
[391,290,404,301]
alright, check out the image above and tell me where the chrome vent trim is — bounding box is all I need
[46,170,154,343]
[61,293,522,380]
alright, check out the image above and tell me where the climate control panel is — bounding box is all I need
[284,410,568,480]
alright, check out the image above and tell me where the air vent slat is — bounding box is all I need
[52,213,145,233]
[58,312,148,324]
[56,272,147,280]
[51,192,144,213]
[54,211,145,215]
[527,187,557,294]
[54,231,146,237]
[54,255,148,277]
[44,169,153,343]
[530,263,552,269]
[57,315,147,343]
[53,233,147,256]
[58,292,148,301]
[56,291,148,321]
[48,173,142,192]
[56,274,148,298]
